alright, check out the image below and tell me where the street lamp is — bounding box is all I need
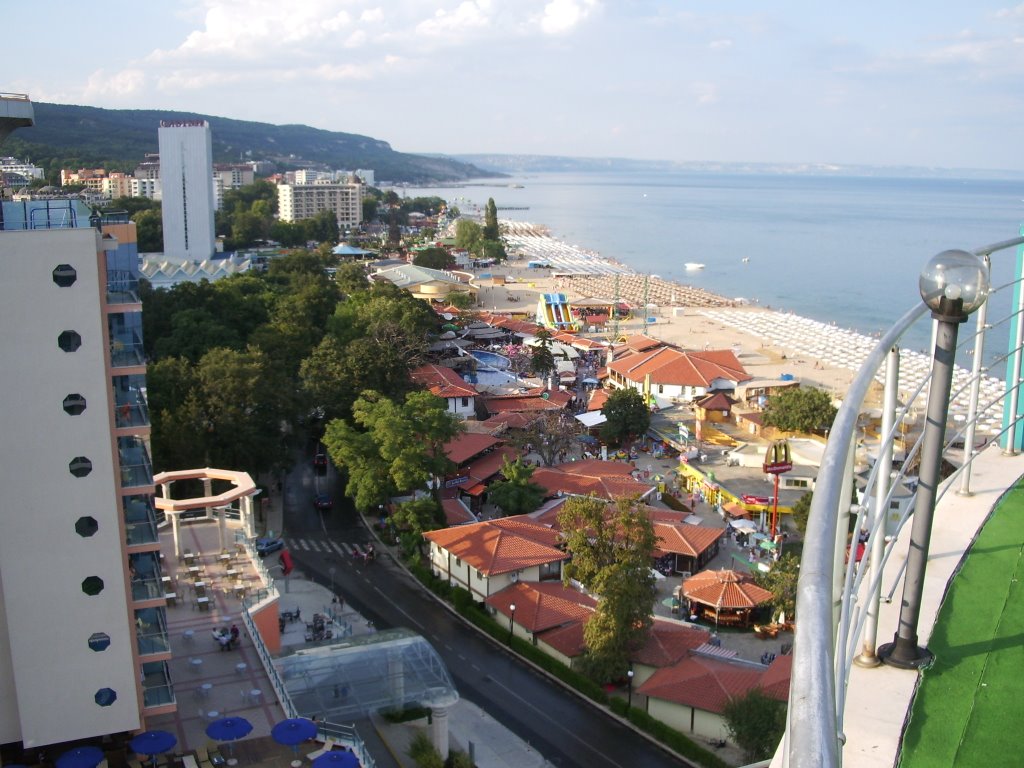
[508,603,516,645]
[879,249,989,669]
[627,667,634,711]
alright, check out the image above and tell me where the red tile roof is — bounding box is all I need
[443,433,501,465]
[653,522,723,558]
[481,412,544,430]
[483,395,564,414]
[464,445,520,486]
[636,656,766,713]
[441,498,477,526]
[681,569,774,610]
[537,618,588,658]
[423,516,566,576]
[695,391,736,410]
[411,363,478,399]
[759,654,793,701]
[608,347,751,388]
[587,389,609,412]
[485,581,596,632]
[532,462,653,501]
[631,620,711,668]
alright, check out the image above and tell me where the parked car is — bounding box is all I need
[314,492,333,511]
[256,537,285,557]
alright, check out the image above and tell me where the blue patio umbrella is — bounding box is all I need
[271,718,318,766]
[129,730,177,768]
[205,717,253,759]
[56,747,105,768]
[312,751,359,768]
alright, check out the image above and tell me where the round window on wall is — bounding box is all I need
[75,516,99,537]
[63,394,87,416]
[88,632,111,652]
[52,264,77,287]
[94,688,117,707]
[69,457,93,478]
[81,576,104,596]
[58,330,82,352]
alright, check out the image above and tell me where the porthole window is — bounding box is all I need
[75,516,99,537]
[94,688,116,707]
[69,457,93,477]
[58,330,82,352]
[82,576,104,596]
[88,632,111,652]
[63,394,87,416]
[52,264,77,287]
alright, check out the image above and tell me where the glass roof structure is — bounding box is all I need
[275,628,459,720]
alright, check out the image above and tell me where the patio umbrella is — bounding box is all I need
[206,717,253,761]
[312,751,359,768]
[57,747,105,768]
[271,718,318,768]
[129,731,177,767]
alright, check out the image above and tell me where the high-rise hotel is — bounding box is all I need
[0,94,171,748]
[158,120,216,261]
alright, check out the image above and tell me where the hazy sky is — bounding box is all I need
[8,1,1024,170]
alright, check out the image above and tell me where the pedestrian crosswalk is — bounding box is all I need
[284,537,365,557]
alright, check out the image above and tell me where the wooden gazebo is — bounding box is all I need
[679,569,774,627]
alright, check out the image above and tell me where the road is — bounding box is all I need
[280,454,695,768]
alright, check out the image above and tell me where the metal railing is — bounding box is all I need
[784,233,1024,766]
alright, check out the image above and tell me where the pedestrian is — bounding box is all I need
[229,624,240,648]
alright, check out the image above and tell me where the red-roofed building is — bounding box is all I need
[411,363,478,419]
[607,346,751,403]
[630,619,711,686]
[482,393,565,415]
[694,391,736,423]
[423,516,567,601]
[637,653,791,747]
[531,461,655,502]
[440,498,477,526]
[444,433,500,465]
[485,581,597,667]
[438,432,518,512]
[653,521,723,575]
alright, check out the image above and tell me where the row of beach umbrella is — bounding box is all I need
[39,718,357,768]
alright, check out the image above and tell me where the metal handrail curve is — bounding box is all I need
[784,234,1024,767]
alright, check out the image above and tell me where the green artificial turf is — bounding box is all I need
[899,479,1024,767]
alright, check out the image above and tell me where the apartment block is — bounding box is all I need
[276,180,363,228]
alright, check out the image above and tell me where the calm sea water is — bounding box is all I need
[394,171,1024,358]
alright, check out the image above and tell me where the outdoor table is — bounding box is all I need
[196,596,210,611]
[248,689,262,704]
[200,683,213,698]
[193,580,207,591]
[190,658,203,672]
[164,592,178,606]
[225,569,238,579]
[182,629,195,643]
[219,553,231,564]
[235,662,247,675]
[188,566,201,577]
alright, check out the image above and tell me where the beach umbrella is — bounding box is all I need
[206,717,253,760]
[57,747,105,768]
[312,751,359,768]
[129,731,177,767]
[271,718,319,768]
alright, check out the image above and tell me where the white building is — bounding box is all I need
[0,156,43,181]
[131,177,162,200]
[213,163,255,210]
[0,186,167,747]
[276,180,363,228]
[158,120,216,261]
[354,169,375,186]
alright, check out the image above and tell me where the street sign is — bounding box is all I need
[763,440,793,475]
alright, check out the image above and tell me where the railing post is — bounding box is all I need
[1003,229,1024,453]
[959,254,990,495]
[856,346,900,667]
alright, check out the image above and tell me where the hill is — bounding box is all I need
[5,102,488,183]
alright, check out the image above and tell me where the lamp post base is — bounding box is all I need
[878,640,934,670]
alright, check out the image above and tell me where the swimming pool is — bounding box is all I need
[469,350,511,370]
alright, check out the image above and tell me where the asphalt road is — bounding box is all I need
[281,455,695,768]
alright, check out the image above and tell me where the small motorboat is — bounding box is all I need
[684,262,706,271]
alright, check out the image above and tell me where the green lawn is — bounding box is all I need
[899,479,1024,767]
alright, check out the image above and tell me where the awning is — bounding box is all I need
[462,483,487,497]
[575,411,607,428]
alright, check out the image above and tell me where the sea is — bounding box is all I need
[389,171,1024,361]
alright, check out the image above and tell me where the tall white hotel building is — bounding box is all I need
[0,94,171,748]
[158,120,216,261]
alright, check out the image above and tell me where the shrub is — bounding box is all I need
[408,731,443,768]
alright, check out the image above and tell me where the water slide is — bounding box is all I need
[536,293,574,329]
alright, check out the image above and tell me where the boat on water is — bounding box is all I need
[684,262,706,271]
[742,257,750,263]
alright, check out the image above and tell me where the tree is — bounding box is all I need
[753,553,800,618]
[454,219,482,252]
[133,207,163,253]
[412,247,450,270]
[488,457,546,516]
[445,291,476,310]
[390,498,444,559]
[323,390,463,509]
[483,197,499,241]
[763,387,837,434]
[722,687,787,762]
[530,328,557,381]
[600,388,650,447]
[511,411,579,466]
[558,495,657,682]
[791,491,812,535]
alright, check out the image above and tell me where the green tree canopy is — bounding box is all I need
[600,388,651,447]
[483,198,499,241]
[390,498,444,559]
[722,687,787,762]
[412,247,450,270]
[753,553,800,618]
[511,410,579,467]
[530,328,557,381]
[488,457,546,516]
[790,491,812,535]
[454,219,482,251]
[558,495,657,681]
[763,387,837,434]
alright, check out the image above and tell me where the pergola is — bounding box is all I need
[680,569,774,627]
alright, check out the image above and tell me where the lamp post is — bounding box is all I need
[508,603,516,645]
[879,250,989,669]
[627,667,634,711]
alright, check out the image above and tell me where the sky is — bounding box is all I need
[7,1,1024,171]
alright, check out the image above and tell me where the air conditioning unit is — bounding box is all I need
[510,572,519,582]
[680,571,692,579]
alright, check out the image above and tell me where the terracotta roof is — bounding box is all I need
[566,459,635,476]
[441,498,477,526]
[485,581,596,632]
[444,433,501,465]
[532,463,654,501]
[619,335,663,352]
[411,363,478,399]
[653,522,723,558]
[536,618,588,658]
[587,389,609,412]
[759,654,793,701]
[481,412,544,430]
[737,411,764,426]
[464,445,520,485]
[695,391,736,410]
[631,620,710,668]
[423,516,566,576]
[681,569,774,610]
[483,395,564,414]
[636,655,765,714]
[607,347,751,388]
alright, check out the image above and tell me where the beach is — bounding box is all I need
[474,223,1005,429]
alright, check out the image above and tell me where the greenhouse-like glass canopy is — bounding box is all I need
[275,628,459,720]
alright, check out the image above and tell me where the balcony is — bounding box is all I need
[107,275,141,306]
[119,436,153,489]
[124,494,159,545]
[135,607,170,656]
[109,312,145,369]
[114,374,150,430]
[141,660,175,708]
[129,551,164,602]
